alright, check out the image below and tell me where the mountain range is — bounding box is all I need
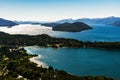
[0,16,120,27]
[55,16,120,26]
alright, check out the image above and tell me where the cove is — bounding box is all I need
[25,46,120,79]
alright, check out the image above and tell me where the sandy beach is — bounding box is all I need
[29,55,48,68]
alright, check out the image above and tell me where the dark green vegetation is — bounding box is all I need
[0,31,119,80]
[0,18,18,27]
[0,32,119,49]
[52,22,92,32]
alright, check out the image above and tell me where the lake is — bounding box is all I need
[25,46,120,79]
[0,24,120,42]
[0,24,120,79]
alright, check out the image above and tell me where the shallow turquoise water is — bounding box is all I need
[25,47,120,79]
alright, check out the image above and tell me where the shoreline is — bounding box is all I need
[29,55,48,68]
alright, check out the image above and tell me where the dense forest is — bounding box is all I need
[0,31,119,80]
[0,32,119,49]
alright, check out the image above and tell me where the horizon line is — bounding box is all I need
[1,16,120,22]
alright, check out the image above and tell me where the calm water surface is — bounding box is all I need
[0,24,120,42]
[25,47,120,79]
[1,24,120,79]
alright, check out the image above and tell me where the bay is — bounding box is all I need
[25,47,120,79]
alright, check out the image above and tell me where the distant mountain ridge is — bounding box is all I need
[55,16,120,26]
[110,20,120,26]
[13,16,120,27]
[0,18,18,27]
[1,16,119,27]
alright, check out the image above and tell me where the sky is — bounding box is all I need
[0,0,120,21]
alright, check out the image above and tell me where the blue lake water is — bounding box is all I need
[25,47,120,79]
[23,24,120,79]
[2,24,119,79]
[51,24,120,42]
[0,24,120,42]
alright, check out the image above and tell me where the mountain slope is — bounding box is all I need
[0,18,18,27]
[56,16,120,26]
[110,20,120,26]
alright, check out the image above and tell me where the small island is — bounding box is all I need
[52,22,92,32]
